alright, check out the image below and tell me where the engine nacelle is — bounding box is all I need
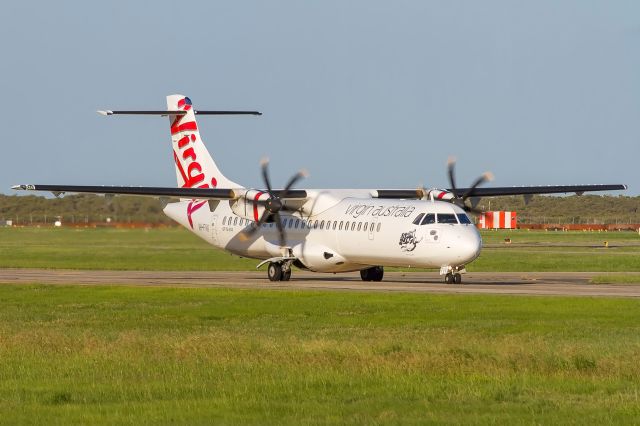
[230,189,271,222]
[423,189,455,201]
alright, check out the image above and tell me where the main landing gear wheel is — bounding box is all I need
[444,273,453,284]
[282,269,291,281]
[267,262,283,281]
[360,266,384,282]
[453,273,462,284]
[267,262,292,282]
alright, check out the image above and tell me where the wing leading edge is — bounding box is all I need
[11,185,307,200]
[374,184,627,199]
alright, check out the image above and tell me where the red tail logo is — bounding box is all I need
[171,97,217,228]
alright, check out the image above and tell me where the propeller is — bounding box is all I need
[243,158,308,246]
[446,157,493,214]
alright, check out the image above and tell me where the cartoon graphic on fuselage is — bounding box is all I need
[13,95,627,284]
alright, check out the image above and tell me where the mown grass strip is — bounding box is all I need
[1,284,640,424]
[589,274,640,284]
[1,227,639,272]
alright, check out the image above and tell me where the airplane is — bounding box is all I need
[13,95,627,284]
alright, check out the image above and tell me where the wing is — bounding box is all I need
[11,184,307,200]
[374,184,627,199]
[11,183,626,200]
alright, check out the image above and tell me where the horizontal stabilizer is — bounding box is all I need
[97,110,261,116]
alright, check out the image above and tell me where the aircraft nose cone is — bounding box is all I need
[459,230,482,263]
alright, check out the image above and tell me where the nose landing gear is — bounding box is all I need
[444,272,462,284]
[441,266,465,284]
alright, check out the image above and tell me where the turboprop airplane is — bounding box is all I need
[13,95,627,284]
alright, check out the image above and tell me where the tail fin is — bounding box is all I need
[168,94,242,189]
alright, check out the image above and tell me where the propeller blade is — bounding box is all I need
[281,169,308,198]
[247,159,308,247]
[461,172,494,201]
[260,157,273,194]
[274,212,286,247]
[240,210,270,239]
[463,205,484,215]
[447,157,457,191]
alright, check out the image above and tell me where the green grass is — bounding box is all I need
[590,274,640,284]
[1,285,640,424]
[1,227,639,272]
[0,227,256,271]
[472,230,640,272]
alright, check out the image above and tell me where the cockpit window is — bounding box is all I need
[412,213,424,225]
[457,213,472,224]
[421,213,436,225]
[437,213,458,224]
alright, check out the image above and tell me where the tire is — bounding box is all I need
[453,273,462,284]
[444,273,453,284]
[372,266,384,282]
[360,269,371,281]
[268,263,282,281]
[282,269,291,281]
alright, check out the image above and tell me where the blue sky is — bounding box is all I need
[1,1,638,195]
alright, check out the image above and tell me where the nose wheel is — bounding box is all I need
[444,273,462,284]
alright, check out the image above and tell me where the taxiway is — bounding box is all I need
[1,269,639,297]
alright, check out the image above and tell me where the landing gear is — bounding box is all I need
[267,262,282,281]
[360,266,384,282]
[267,261,293,282]
[444,271,463,284]
[282,269,291,281]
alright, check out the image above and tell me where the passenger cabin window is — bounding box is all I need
[376,222,381,232]
[420,214,436,225]
[437,213,458,224]
[457,214,472,224]
[412,213,425,225]
[320,220,325,230]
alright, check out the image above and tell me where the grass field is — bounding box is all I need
[1,284,640,424]
[1,228,640,423]
[0,227,638,272]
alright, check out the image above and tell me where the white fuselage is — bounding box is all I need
[163,189,482,273]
